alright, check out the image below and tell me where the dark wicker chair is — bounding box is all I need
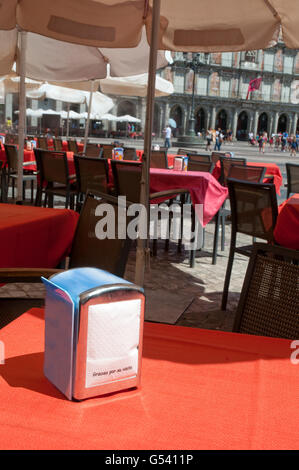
[53,138,63,151]
[212,157,248,265]
[177,148,196,155]
[101,144,115,159]
[36,149,77,209]
[285,163,299,199]
[221,179,278,310]
[0,191,133,328]
[227,164,266,182]
[83,143,102,158]
[187,153,211,163]
[187,160,213,173]
[233,242,299,339]
[150,150,168,169]
[111,160,189,255]
[123,147,138,161]
[3,144,36,203]
[37,136,49,150]
[74,155,109,210]
[67,139,79,153]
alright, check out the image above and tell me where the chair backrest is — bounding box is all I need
[111,160,142,203]
[84,143,102,158]
[5,134,18,144]
[37,136,49,150]
[227,178,278,242]
[4,144,18,172]
[123,147,138,161]
[68,139,78,153]
[69,191,132,277]
[177,148,195,155]
[228,164,266,183]
[74,155,109,194]
[187,160,213,173]
[39,150,69,185]
[220,156,247,186]
[187,153,211,163]
[101,144,115,159]
[150,150,168,169]
[233,242,299,339]
[286,163,299,198]
[53,138,63,151]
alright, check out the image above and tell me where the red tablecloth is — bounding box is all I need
[212,161,283,195]
[274,194,299,249]
[0,204,79,268]
[0,308,297,450]
[150,169,228,226]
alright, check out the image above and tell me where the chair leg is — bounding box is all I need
[12,178,15,200]
[221,234,237,311]
[189,206,196,268]
[212,211,221,265]
[221,213,226,251]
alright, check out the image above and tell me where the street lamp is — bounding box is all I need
[176,52,209,147]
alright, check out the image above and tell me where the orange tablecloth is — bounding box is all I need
[274,194,299,249]
[212,161,283,195]
[0,308,297,450]
[0,204,79,268]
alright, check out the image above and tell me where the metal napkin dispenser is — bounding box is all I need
[42,268,145,401]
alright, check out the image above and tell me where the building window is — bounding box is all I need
[263,51,275,72]
[281,84,290,103]
[283,55,294,74]
[244,51,258,63]
[197,76,208,95]
[220,78,230,98]
[262,82,271,101]
[173,71,185,93]
[221,53,233,67]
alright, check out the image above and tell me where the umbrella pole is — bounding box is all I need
[66,103,70,137]
[17,30,27,204]
[135,0,161,286]
[83,81,94,153]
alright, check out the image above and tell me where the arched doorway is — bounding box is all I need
[237,111,249,140]
[170,105,183,136]
[215,109,227,130]
[195,108,205,134]
[257,112,268,134]
[277,114,288,133]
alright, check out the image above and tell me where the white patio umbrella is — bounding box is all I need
[26,83,114,137]
[116,115,141,123]
[99,73,174,98]
[2,0,299,285]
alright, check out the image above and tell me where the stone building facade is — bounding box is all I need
[110,39,299,140]
[3,40,298,140]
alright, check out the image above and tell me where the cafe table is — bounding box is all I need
[150,169,228,226]
[0,204,79,268]
[0,308,297,450]
[274,193,299,250]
